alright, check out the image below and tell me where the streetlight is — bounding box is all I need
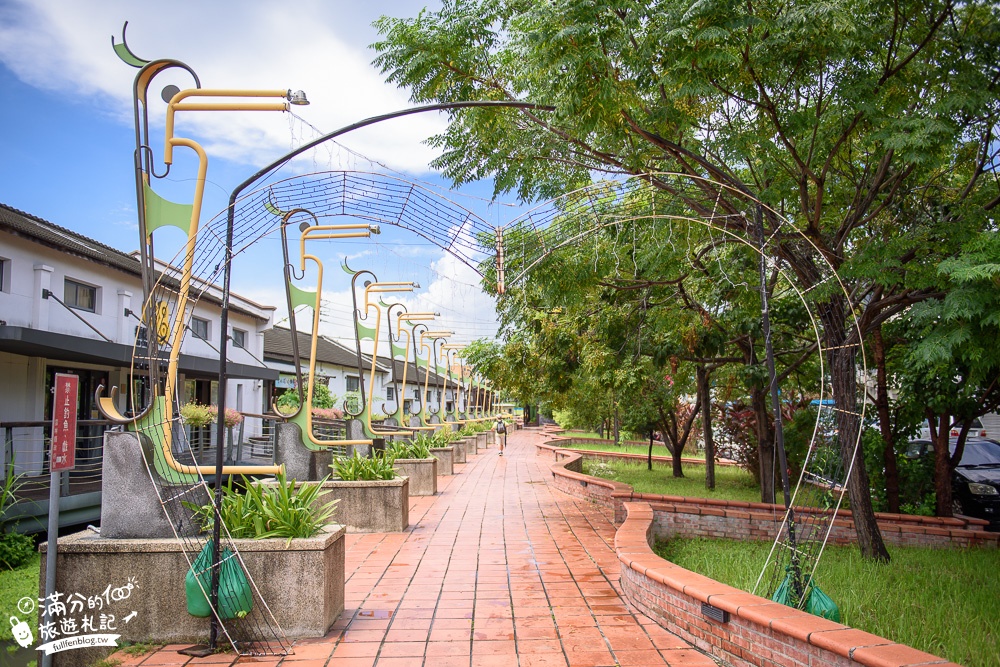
[440,344,466,423]
[389,303,441,429]
[350,272,419,437]
[277,210,381,448]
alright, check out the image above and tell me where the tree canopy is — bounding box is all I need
[375,0,1000,561]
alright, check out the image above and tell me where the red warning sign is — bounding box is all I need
[51,373,79,472]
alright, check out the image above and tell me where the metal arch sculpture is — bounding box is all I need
[386,303,440,431]
[344,264,417,438]
[100,24,296,479]
[271,208,381,450]
[486,172,870,610]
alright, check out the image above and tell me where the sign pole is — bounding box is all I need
[43,373,79,667]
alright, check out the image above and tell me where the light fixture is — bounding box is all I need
[287,90,310,106]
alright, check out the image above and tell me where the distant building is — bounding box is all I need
[0,203,276,525]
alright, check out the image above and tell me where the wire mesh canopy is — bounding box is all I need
[136,168,867,639]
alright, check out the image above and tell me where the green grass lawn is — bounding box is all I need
[557,437,709,460]
[583,459,760,502]
[1,554,39,641]
[656,538,1000,667]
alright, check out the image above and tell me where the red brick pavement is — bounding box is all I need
[114,429,713,667]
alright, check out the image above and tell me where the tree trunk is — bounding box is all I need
[647,431,653,471]
[613,402,620,446]
[873,329,899,513]
[752,386,775,503]
[698,366,716,490]
[928,412,954,517]
[829,335,890,562]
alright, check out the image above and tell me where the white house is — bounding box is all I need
[0,203,277,484]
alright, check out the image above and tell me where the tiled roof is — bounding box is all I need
[1,203,141,276]
[0,203,271,321]
[265,326,392,372]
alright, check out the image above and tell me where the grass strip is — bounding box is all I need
[1,554,40,641]
[584,459,760,503]
[655,537,1000,667]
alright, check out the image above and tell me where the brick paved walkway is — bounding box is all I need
[116,429,713,667]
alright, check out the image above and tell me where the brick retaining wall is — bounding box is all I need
[616,502,958,667]
[540,444,999,550]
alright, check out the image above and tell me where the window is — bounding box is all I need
[191,317,210,340]
[232,328,247,349]
[386,387,395,401]
[446,401,453,412]
[346,376,360,392]
[64,279,96,312]
[0,257,9,293]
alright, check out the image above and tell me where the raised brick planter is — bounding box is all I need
[544,447,999,550]
[617,502,954,667]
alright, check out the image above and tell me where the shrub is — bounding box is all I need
[275,383,337,413]
[432,429,458,447]
[312,407,344,421]
[185,473,337,544]
[180,402,213,427]
[208,406,244,428]
[387,439,432,460]
[0,532,34,570]
[332,450,397,481]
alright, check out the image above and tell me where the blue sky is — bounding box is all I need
[0,0,515,345]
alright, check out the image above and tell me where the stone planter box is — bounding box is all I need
[451,440,467,464]
[430,446,454,475]
[486,430,496,446]
[475,432,488,452]
[461,436,477,458]
[41,524,345,666]
[393,458,437,496]
[319,477,409,532]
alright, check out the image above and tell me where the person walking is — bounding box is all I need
[495,416,507,456]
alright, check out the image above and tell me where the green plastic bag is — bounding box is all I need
[805,581,841,623]
[772,568,841,623]
[185,541,253,619]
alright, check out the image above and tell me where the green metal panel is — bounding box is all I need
[355,320,378,341]
[131,396,199,485]
[113,41,149,68]
[288,283,317,310]
[143,183,194,235]
[391,343,408,360]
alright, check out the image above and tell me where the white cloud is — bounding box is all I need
[0,0,445,173]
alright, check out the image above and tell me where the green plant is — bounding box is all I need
[332,450,397,481]
[431,429,458,447]
[0,532,34,571]
[275,383,337,414]
[656,538,1000,667]
[0,552,38,641]
[0,469,33,571]
[179,402,213,427]
[185,473,338,544]
[387,439,432,460]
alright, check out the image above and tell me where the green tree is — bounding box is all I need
[375,0,1000,560]
[895,232,1000,516]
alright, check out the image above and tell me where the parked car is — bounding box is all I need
[917,417,987,441]
[906,438,1000,529]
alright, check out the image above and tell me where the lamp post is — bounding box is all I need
[350,273,419,436]
[413,326,452,426]
[386,306,438,428]
[440,344,466,422]
[278,212,382,448]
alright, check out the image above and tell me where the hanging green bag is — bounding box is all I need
[804,581,841,623]
[772,568,841,624]
[185,541,253,619]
